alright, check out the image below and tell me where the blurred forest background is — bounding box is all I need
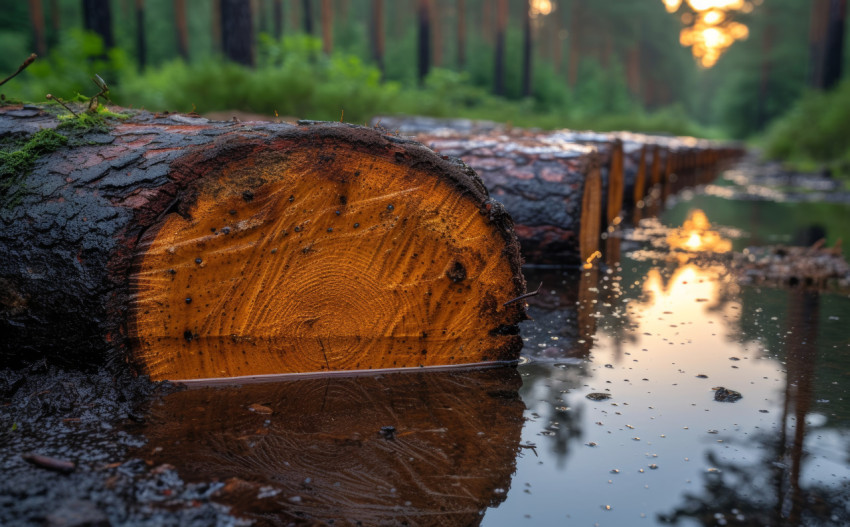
[1,0,848,174]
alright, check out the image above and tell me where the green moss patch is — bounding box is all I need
[0,128,68,207]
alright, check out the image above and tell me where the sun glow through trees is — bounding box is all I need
[663,0,760,67]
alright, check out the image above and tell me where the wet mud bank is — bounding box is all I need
[0,364,244,526]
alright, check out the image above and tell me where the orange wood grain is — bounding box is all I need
[129,137,525,380]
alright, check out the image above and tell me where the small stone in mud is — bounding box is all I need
[729,357,740,361]
[248,403,274,415]
[586,393,611,401]
[380,426,396,440]
[714,387,742,402]
[46,500,109,527]
[696,374,708,379]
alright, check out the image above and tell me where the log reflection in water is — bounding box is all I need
[138,367,525,526]
[520,265,599,360]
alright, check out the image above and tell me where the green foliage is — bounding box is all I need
[763,79,850,177]
[0,128,67,207]
[2,30,131,102]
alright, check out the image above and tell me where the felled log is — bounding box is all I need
[416,132,603,265]
[136,367,524,525]
[0,106,527,380]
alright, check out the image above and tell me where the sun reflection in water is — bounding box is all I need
[667,208,732,253]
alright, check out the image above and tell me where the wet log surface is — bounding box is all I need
[416,132,603,265]
[375,116,744,265]
[0,106,527,379]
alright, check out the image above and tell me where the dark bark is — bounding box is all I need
[370,0,385,74]
[135,0,146,71]
[493,0,507,96]
[418,132,603,264]
[82,0,114,50]
[0,107,526,373]
[521,0,532,98]
[417,0,432,85]
[220,0,254,66]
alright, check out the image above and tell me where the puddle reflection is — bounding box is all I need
[138,368,525,526]
[490,211,850,526]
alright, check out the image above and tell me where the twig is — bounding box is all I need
[503,281,543,307]
[0,53,37,88]
[22,453,76,473]
[45,94,78,117]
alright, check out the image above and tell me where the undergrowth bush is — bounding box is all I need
[764,80,850,176]
[1,31,717,138]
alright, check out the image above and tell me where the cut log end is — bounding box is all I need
[128,124,526,380]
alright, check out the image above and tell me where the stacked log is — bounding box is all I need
[374,117,744,262]
[0,106,527,380]
[416,132,603,265]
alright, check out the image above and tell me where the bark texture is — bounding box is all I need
[0,106,526,380]
[417,132,602,264]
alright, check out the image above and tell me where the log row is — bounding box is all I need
[0,106,528,380]
[374,116,744,264]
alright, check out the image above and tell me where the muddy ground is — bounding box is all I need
[0,363,246,526]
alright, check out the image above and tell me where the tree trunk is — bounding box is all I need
[493,0,507,96]
[418,132,603,264]
[0,106,526,380]
[221,0,254,67]
[211,0,222,53]
[28,0,47,56]
[273,0,283,39]
[321,0,332,55]
[417,0,432,85]
[823,0,846,89]
[82,0,114,50]
[302,0,313,34]
[174,0,189,60]
[521,0,532,98]
[135,0,146,71]
[371,0,385,74]
[456,0,466,69]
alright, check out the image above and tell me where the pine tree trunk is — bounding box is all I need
[0,107,527,380]
[28,0,47,56]
[493,0,507,96]
[221,0,254,66]
[321,0,333,55]
[371,0,385,74]
[521,0,532,98]
[82,0,114,50]
[135,0,146,71]
[174,0,189,60]
[417,0,432,85]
